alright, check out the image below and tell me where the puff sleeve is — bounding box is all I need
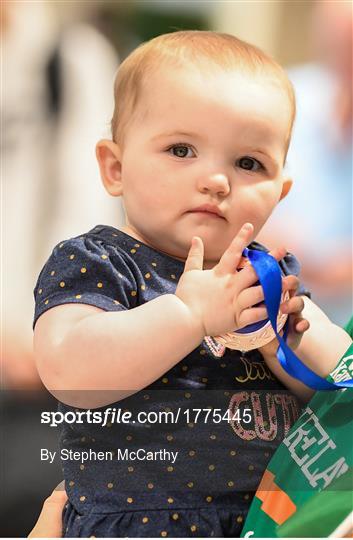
[33,235,138,328]
[250,241,311,297]
[278,251,310,297]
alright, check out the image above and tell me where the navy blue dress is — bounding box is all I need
[33,225,308,538]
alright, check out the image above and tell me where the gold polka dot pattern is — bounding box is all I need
[33,226,299,538]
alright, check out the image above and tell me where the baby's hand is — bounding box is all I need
[280,277,310,350]
[259,275,310,359]
[176,223,285,338]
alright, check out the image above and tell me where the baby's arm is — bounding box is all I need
[34,295,204,409]
[292,297,351,376]
[34,224,267,409]
[261,296,352,401]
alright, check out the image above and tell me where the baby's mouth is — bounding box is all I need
[188,211,224,221]
[187,204,226,220]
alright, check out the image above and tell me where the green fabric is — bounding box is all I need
[344,316,353,337]
[279,468,353,537]
[241,316,353,538]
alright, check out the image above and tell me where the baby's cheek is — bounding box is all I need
[239,194,267,224]
[245,186,279,222]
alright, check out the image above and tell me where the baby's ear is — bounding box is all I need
[96,139,123,197]
[279,177,293,201]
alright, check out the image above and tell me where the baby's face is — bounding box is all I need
[117,66,291,266]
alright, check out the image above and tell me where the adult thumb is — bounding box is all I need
[184,236,204,272]
[28,482,67,538]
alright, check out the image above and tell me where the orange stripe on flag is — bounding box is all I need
[255,469,297,526]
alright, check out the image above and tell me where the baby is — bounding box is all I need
[33,31,347,538]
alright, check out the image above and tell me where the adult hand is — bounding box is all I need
[28,481,66,538]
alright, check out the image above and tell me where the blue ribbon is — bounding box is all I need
[243,247,353,391]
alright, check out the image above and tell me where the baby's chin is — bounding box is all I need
[140,227,228,265]
[165,235,226,267]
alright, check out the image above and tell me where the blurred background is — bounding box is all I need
[1,0,352,536]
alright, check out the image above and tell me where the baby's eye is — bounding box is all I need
[237,156,264,172]
[168,144,195,158]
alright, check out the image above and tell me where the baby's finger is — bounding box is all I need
[267,246,287,263]
[237,306,268,329]
[184,236,204,272]
[238,284,265,310]
[217,223,254,275]
[235,263,260,290]
[282,275,299,296]
[293,317,310,334]
[235,246,288,296]
[281,295,304,315]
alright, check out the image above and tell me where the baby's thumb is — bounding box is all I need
[184,236,204,272]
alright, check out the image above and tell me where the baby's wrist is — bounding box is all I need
[172,294,206,342]
[258,337,280,362]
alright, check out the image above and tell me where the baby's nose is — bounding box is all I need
[198,172,230,196]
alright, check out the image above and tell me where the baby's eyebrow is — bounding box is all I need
[151,130,203,142]
[252,148,276,161]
